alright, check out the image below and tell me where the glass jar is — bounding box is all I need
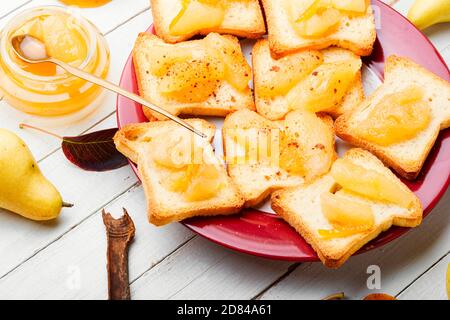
[0,6,110,117]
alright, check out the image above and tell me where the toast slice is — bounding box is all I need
[223,109,336,207]
[261,0,376,58]
[271,148,423,268]
[253,39,364,120]
[151,0,266,43]
[114,119,245,226]
[133,32,255,121]
[335,56,450,180]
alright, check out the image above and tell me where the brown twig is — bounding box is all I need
[102,208,135,300]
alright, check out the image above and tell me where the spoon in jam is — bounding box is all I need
[11,35,207,139]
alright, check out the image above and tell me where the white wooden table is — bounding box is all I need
[0,0,448,300]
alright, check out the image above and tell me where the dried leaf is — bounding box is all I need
[62,129,128,171]
[20,124,128,172]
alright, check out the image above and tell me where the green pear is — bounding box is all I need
[0,128,64,221]
[407,0,450,30]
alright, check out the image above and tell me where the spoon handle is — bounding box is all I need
[53,59,206,138]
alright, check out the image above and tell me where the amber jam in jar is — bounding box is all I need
[0,6,110,116]
[59,0,112,8]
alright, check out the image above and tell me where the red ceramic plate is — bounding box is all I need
[117,0,450,261]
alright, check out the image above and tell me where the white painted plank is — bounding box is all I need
[0,115,139,278]
[0,185,194,300]
[259,189,450,300]
[0,9,153,161]
[0,1,29,19]
[0,0,150,33]
[131,236,292,300]
[398,254,449,300]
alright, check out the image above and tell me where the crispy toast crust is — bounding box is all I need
[151,0,266,43]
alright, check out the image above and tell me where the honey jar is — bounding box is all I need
[0,6,110,117]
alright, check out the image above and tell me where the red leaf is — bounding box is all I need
[62,129,128,172]
[20,124,128,172]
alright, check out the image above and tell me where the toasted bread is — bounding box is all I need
[261,0,376,58]
[150,0,266,44]
[133,32,255,121]
[335,56,450,180]
[223,109,336,207]
[114,119,245,226]
[271,148,423,268]
[253,39,364,120]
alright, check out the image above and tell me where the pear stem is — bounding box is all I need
[19,123,63,140]
[62,201,74,208]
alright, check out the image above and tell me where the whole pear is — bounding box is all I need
[0,129,63,220]
[407,0,450,30]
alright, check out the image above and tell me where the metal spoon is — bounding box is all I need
[11,35,207,139]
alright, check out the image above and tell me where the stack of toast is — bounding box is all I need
[114,0,450,268]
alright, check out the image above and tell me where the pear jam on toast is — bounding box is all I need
[133,32,255,121]
[288,0,371,38]
[261,0,376,57]
[253,39,364,120]
[223,109,336,207]
[336,56,450,180]
[272,149,423,268]
[114,119,244,226]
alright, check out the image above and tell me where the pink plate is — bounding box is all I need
[117,0,450,261]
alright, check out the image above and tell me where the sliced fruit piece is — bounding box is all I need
[166,169,192,193]
[152,136,201,170]
[41,15,88,64]
[184,164,223,201]
[258,51,324,98]
[355,86,431,146]
[278,112,333,180]
[295,7,342,38]
[227,128,275,165]
[321,192,375,229]
[206,34,252,92]
[169,0,225,36]
[279,130,306,176]
[332,0,369,14]
[286,59,361,112]
[167,163,200,192]
[289,112,334,181]
[330,159,416,208]
[294,0,330,23]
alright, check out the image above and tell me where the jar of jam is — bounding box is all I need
[0,6,110,117]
